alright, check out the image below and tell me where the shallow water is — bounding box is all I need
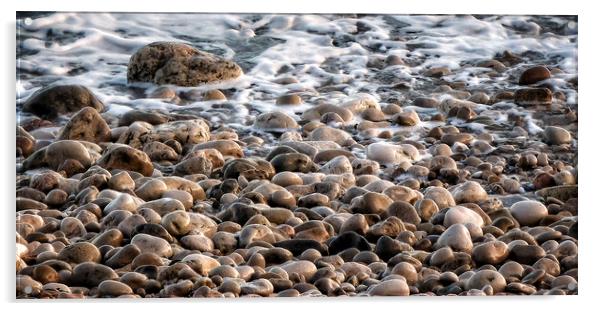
[16,14,577,130]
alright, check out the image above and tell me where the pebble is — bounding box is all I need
[450,181,488,204]
[97,144,154,176]
[514,88,553,104]
[98,280,133,297]
[254,111,299,130]
[441,133,474,146]
[519,66,551,85]
[280,260,318,280]
[204,89,227,101]
[411,97,439,108]
[367,279,410,296]
[391,262,418,285]
[240,279,274,297]
[510,201,548,226]
[310,127,353,145]
[350,192,393,215]
[22,85,104,120]
[388,202,421,225]
[466,270,506,294]
[57,107,111,143]
[472,241,509,265]
[393,110,420,126]
[58,242,101,264]
[130,233,173,258]
[434,224,473,252]
[329,231,372,255]
[70,262,119,288]
[443,206,484,228]
[544,126,572,145]
[276,94,303,105]
[423,187,455,209]
[366,142,418,165]
[509,244,546,265]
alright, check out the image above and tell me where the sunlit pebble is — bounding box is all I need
[24,18,32,26]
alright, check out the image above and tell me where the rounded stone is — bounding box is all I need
[211,231,238,254]
[58,242,101,264]
[435,224,473,252]
[310,127,352,146]
[180,234,214,252]
[411,97,439,108]
[106,244,141,268]
[366,142,418,165]
[391,262,418,285]
[254,111,299,130]
[143,141,179,162]
[70,262,118,288]
[340,214,369,235]
[240,279,274,297]
[98,280,134,297]
[510,201,548,226]
[385,203,418,226]
[272,172,303,187]
[367,279,410,296]
[203,89,227,100]
[451,181,488,204]
[276,94,303,105]
[350,192,393,215]
[423,187,455,209]
[466,270,506,293]
[97,144,154,177]
[472,241,509,265]
[509,244,546,265]
[22,84,104,120]
[39,140,93,171]
[108,171,136,192]
[519,66,551,85]
[131,233,173,258]
[443,206,484,228]
[193,140,243,158]
[393,110,420,126]
[271,153,316,173]
[279,260,318,281]
[544,126,572,145]
[329,231,372,255]
[320,155,353,175]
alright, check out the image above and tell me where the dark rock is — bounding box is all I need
[273,239,328,257]
[328,231,372,255]
[23,85,104,120]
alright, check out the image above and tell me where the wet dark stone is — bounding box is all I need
[328,231,372,255]
[273,239,328,256]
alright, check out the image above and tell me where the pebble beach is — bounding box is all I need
[15,13,578,298]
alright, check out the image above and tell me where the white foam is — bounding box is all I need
[16,13,578,127]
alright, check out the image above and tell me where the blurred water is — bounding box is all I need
[16,13,577,133]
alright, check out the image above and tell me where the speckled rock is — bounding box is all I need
[127,41,242,86]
